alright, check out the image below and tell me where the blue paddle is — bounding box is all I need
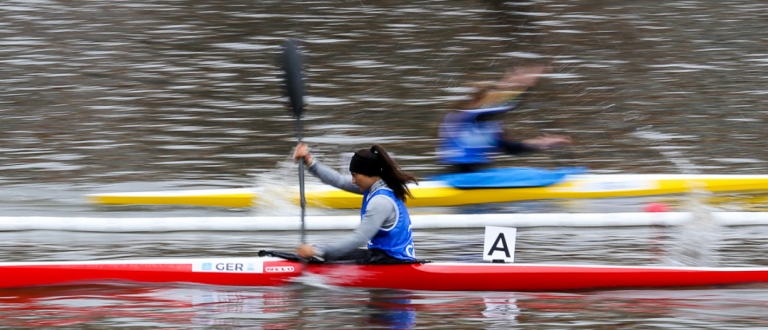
[280,39,307,243]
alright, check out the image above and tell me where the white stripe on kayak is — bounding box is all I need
[0,212,767,232]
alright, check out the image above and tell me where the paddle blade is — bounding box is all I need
[281,39,305,118]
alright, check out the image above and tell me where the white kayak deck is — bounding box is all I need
[2,212,768,232]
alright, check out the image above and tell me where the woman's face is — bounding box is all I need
[351,172,379,191]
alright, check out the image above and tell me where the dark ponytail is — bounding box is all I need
[357,144,418,201]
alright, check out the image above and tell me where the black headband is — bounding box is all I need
[349,150,382,177]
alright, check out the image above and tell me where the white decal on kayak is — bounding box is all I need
[192,260,264,273]
[265,266,295,273]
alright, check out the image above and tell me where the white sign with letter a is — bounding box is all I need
[483,226,517,263]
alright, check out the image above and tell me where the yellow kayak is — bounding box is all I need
[87,174,768,209]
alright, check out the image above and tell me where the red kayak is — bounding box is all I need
[4,257,768,291]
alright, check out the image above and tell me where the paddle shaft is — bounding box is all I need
[281,39,307,244]
[297,118,306,243]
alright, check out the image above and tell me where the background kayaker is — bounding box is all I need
[293,142,420,264]
[437,66,572,173]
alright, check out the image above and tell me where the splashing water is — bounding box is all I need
[663,183,722,267]
[248,160,303,216]
[247,152,357,216]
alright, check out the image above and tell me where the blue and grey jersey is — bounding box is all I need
[306,159,413,260]
[362,187,415,260]
[437,107,538,166]
[437,110,506,165]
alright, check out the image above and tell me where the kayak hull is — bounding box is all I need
[86,174,768,209]
[310,263,768,291]
[4,258,768,292]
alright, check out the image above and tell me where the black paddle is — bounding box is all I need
[280,39,307,243]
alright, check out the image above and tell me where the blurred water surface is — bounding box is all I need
[0,0,767,328]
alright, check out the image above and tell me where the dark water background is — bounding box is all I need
[1,0,768,328]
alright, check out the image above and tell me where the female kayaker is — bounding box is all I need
[437,65,571,173]
[293,143,419,264]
